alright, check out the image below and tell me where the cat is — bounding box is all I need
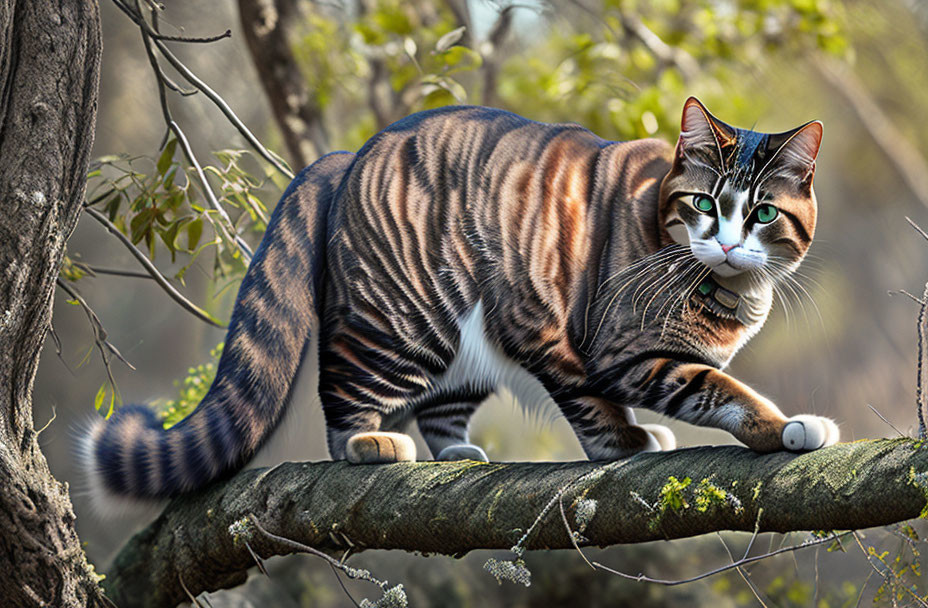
[80,97,838,502]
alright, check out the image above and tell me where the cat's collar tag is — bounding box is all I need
[693,277,755,325]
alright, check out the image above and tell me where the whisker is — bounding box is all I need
[660,265,712,341]
[593,245,686,297]
[639,260,701,330]
[585,247,693,351]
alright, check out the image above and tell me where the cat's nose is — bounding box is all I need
[721,244,737,253]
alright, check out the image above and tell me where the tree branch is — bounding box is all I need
[106,438,928,607]
[0,1,109,605]
[813,56,928,211]
[237,0,329,168]
[83,206,226,328]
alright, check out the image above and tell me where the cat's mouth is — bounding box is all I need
[711,260,744,278]
[690,242,768,278]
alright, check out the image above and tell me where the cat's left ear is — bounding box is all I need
[766,120,824,186]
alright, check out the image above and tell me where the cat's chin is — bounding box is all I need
[709,261,744,278]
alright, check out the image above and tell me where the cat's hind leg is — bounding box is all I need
[416,401,488,462]
[324,406,417,464]
[559,397,674,460]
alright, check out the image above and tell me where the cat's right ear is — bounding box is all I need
[677,97,735,165]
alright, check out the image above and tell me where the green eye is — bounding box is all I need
[755,204,778,224]
[694,195,714,213]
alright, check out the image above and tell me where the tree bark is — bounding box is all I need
[237,0,328,169]
[106,438,928,607]
[0,1,105,606]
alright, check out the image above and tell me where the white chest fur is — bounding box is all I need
[434,301,557,414]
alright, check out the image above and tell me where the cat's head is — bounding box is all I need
[659,97,822,281]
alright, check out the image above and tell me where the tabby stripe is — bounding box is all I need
[779,208,812,243]
[663,369,712,417]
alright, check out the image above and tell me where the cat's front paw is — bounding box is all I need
[782,415,839,451]
[436,444,489,462]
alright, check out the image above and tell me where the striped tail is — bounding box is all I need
[80,152,354,502]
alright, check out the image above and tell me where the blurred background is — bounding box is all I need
[36,0,928,605]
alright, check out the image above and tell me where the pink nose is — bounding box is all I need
[721,244,737,253]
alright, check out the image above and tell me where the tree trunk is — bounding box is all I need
[237,0,328,169]
[106,438,928,607]
[0,1,105,606]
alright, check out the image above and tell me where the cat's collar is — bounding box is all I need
[692,276,769,326]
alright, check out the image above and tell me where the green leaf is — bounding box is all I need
[94,384,106,411]
[187,218,203,251]
[435,25,466,53]
[157,138,178,177]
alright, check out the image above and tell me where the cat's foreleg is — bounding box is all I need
[636,361,838,452]
[558,396,676,460]
[416,401,488,462]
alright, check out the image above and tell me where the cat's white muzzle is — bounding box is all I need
[690,238,767,277]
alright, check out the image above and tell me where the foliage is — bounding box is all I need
[290,0,848,151]
[160,342,223,428]
[82,141,274,284]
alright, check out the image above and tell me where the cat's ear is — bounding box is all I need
[766,120,823,185]
[677,97,737,161]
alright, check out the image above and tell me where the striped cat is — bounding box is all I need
[80,97,838,502]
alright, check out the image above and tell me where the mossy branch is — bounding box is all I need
[105,438,928,607]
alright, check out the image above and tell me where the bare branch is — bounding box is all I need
[149,28,232,44]
[83,206,226,328]
[867,404,907,438]
[592,531,848,586]
[481,5,516,107]
[55,277,135,398]
[238,0,329,167]
[105,439,928,607]
[814,57,928,211]
[616,10,700,82]
[77,264,155,280]
[150,37,294,179]
[919,280,928,440]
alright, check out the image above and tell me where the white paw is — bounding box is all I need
[639,424,676,451]
[436,444,489,462]
[782,415,839,451]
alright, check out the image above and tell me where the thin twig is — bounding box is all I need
[718,533,770,608]
[852,531,928,608]
[247,516,386,590]
[150,38,294,179]
[36,406,57,437]
[55,278,134,402]
[178,573,205,608]
[854,570,875,608]
[558,490,595,570]
[867,404,907,438]
[592,531,852,586]
[907,217,928,243]
[888,289,926,306]
[918,280,928,440]
[83,206,226,328]
[329,562,362,608]
[130,0,253,263]
[244,540,270,576]
[78,264,154,280]
[150,28,231,44]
